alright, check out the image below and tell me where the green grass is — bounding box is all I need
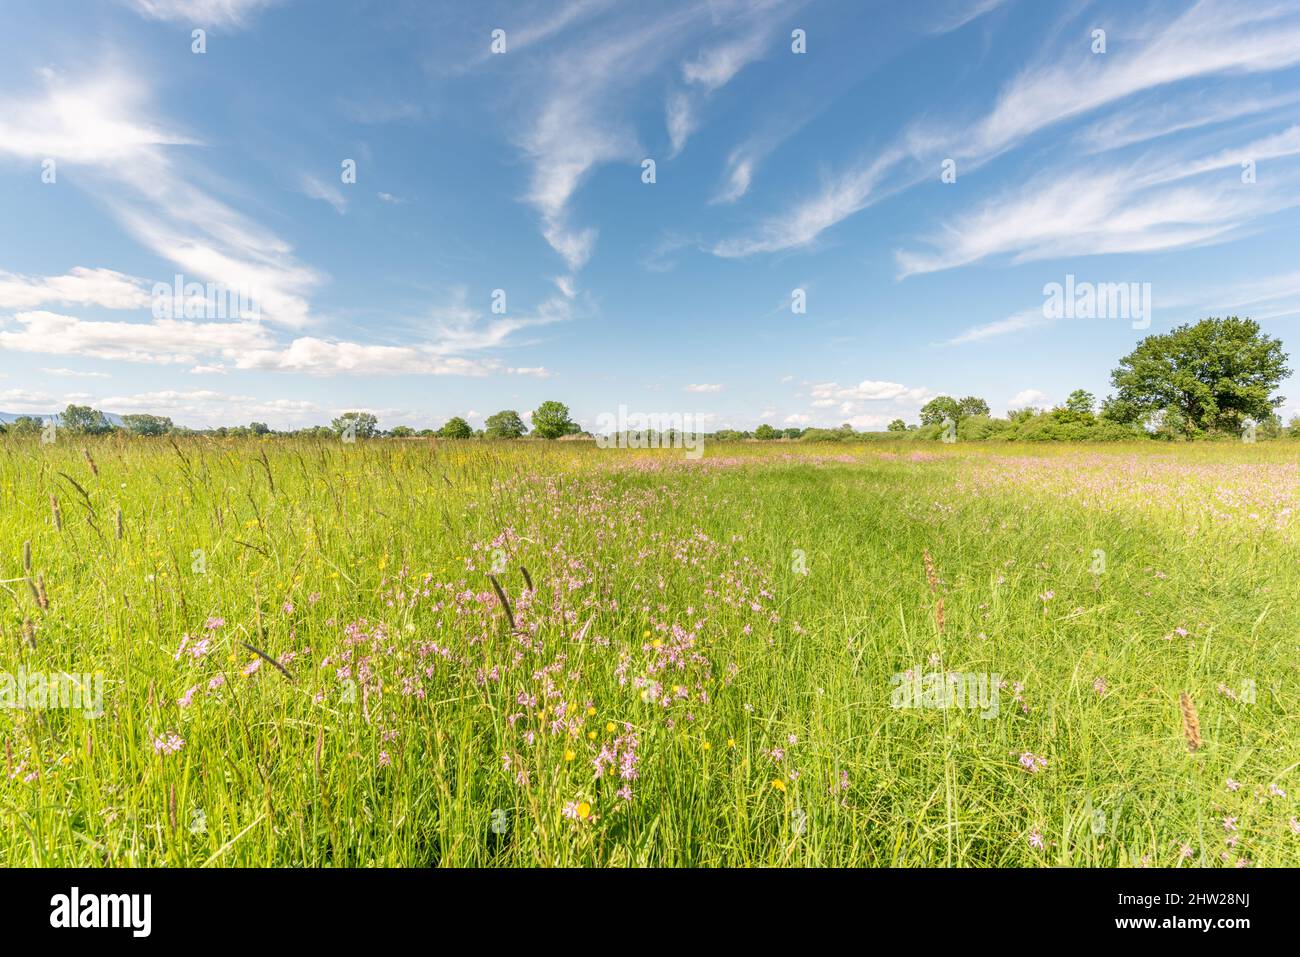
[0,436,1297,866]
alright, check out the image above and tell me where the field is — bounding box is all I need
[1,437,1297,867]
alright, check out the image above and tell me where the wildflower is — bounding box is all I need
[1268,783,1287,799]
[564,749,575,762]
[1289,818,1300,834]
[701,741,711,751]
[1226,778,1241,792]
[605,722,615,733]
[242,659,261,677]
[205,616,225,631]
[1027,829,1045,849]
[1039,591,1054,602]
[1223,816,1238,833]
[153,733,185,756]
[1093,676,1107,696]
[1019,752,1048,773]
[727,738,736,748]
[178,684,199,708]
[770,779,786,792]
[378,751,391,767]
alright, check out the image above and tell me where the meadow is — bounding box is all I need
[0,436,1297,867]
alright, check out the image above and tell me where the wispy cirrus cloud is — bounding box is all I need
[128,0,281,29]
[939,309,1051,346]
[712,0,1300,259]
[0,65,325,328]
[299,173,347,214]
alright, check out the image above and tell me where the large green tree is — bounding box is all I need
[530,401,578,439]
[122,413,174,436]
[1110,317,1289,435]
[331,411,380,439]
[919,396,960,425]
[484,409,527,438]
[956,396,990,419]
[60,404,112,435]
[437,416,473,439]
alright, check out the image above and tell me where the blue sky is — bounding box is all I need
[2,0,1299,431]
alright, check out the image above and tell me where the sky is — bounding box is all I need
[1,0,1300,432]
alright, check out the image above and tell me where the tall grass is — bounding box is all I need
[0,436,1296,866]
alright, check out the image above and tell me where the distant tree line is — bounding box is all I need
[2,318,1293,443]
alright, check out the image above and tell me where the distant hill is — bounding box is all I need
[0,411,126,426]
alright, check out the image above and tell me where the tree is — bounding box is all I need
[438,417,473,439]
[484,410,527,438]
[1064,390,1095,416]
[754,423,779,440]
[956,396,990,419]
[1098,395,1141,425]
[331,411,380,439]
[1052,389,1096,425]
[1111,317,1290,436]
[887,419,907,432]
[249,421,270,435]
[59,404,112,435]
[531,401,578,439]
[122,413,174,436]
[9,416,44,435]
[389,425,414,437]
[919,396,960,426]
[781,428,803,440]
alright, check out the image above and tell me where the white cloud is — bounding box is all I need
[684,383,722,393]
[0,267,152,310]
[300,173,347,214]
[810,380,931,403]
[0,66,324,327]
[0,311,273,364]
[940,309,1051,346]
[233,339,499,376]
[895,157,1299,277]
[129,0,280,29]
[712,148,910,257]
[713,1,1300,258]
[0,388,54,412]
[1008,389,1050,410]
[42,367,111,378]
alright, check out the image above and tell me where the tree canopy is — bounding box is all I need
[484,409,527,438]
[438,416,473,439]
[531,401,578,439]
[1110,317,1289,435]
[59,404,112,435]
